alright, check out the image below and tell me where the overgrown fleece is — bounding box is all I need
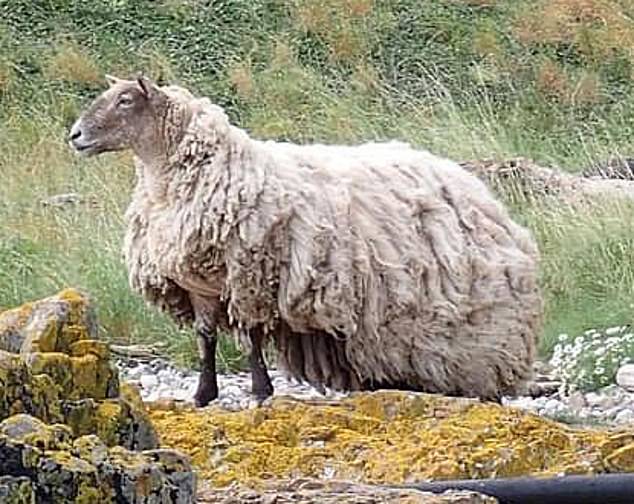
[2,0,634,375]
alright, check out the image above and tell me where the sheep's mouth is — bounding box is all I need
[70,141,104,157]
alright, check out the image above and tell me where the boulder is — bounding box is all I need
[0,476,35,504]
[0,289,196,503]
[616,364,634,392]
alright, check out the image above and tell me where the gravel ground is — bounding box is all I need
[115,357,634,426]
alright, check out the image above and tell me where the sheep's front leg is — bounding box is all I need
[190,294,221,407]
[249,327,274,405]
[193,323,218,407]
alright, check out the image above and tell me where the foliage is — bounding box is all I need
[550,327,634,393]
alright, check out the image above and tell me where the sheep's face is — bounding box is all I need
[68,75,166,157]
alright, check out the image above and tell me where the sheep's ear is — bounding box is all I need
[136,74,159,99]
[105,74,122,87]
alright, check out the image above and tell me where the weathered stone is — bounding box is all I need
[197,478,496,503]
[0,476,35,504]
[104,446,197,504]
[61,388,158,450]
[0,290,195,503]
[151,391,634,487]
[0,419,195,504]
[0,414,72,451]
[0,350,63,423]
[0,289,97,355]
[71,434,109,465]
[616,364,634,392]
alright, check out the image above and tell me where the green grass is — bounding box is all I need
[2,0,634,371]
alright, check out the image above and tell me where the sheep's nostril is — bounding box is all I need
[69,130,82,141]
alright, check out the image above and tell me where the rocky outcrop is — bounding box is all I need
[150,390,634,490]
[0,289,196,503]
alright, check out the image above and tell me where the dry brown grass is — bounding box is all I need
[0,59,15,95]
[572,70,602,106]
[514,0,634,64]
[292,0,374,63]
[228,59,256,100]
[536,59,570,102]
[43,40,101,84]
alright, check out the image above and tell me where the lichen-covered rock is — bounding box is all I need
[0,476,35,504]
[0,350,62,423]
[0,414,72,450]
[150,391,634,488]
[0,288,98,355]
[0,416,196,504]
[0,290,195,503]
[197,478,496,503]
[61,384,158,450]
[0,289,148,447]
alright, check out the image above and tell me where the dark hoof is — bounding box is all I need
[193,376,218,408]
[249,393,273,409]
[250,382,273,408]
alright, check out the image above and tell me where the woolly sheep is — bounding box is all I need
[68,75,543,407]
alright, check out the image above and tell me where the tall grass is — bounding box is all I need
[2,0,634,369]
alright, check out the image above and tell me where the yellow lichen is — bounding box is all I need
[58,324,89,352]
[24,352,73,396]
[94,401,124,446]
[70,354,113,400]
[119,383,145,412]
[149,391,634,487]
[70,340,109,360]
[57,287,89,308]
[75,482,110,504]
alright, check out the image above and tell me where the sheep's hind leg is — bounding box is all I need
[249,327,274,407]
[193,324,219,407]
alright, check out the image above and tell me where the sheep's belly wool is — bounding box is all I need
[125,94,542,401]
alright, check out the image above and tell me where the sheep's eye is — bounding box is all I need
[117,95,134,107]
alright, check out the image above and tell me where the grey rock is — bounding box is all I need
[140,374,159,391]
[616,364,634,392]
[0,476,35,504]
[567,391,587,411]
[615,409,634,424]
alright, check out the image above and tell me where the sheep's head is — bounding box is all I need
[68,74,168,157]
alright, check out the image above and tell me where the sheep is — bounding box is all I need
[67,74,543,407]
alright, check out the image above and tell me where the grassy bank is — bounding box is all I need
[2,0,634,372]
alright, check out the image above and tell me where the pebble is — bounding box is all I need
[139,374,158,391]
[615,409,634,424]
[115,357,634,427]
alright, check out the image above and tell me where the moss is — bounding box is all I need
[150,391,634,487]
[57,288,90,308]
[0,414,72,451]
[70,354,115,400]
[75,482,109,504]
[24,352,72,397]
[94,401,123,446]
[57,325,88,353]
[0,290,191,501]
[69,340,109,360]
[0,476,35,504]
[72,435,108,465]
[28,374,62,423]
[61,400,98,439]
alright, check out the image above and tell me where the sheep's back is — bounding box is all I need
[263,142,541,397]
